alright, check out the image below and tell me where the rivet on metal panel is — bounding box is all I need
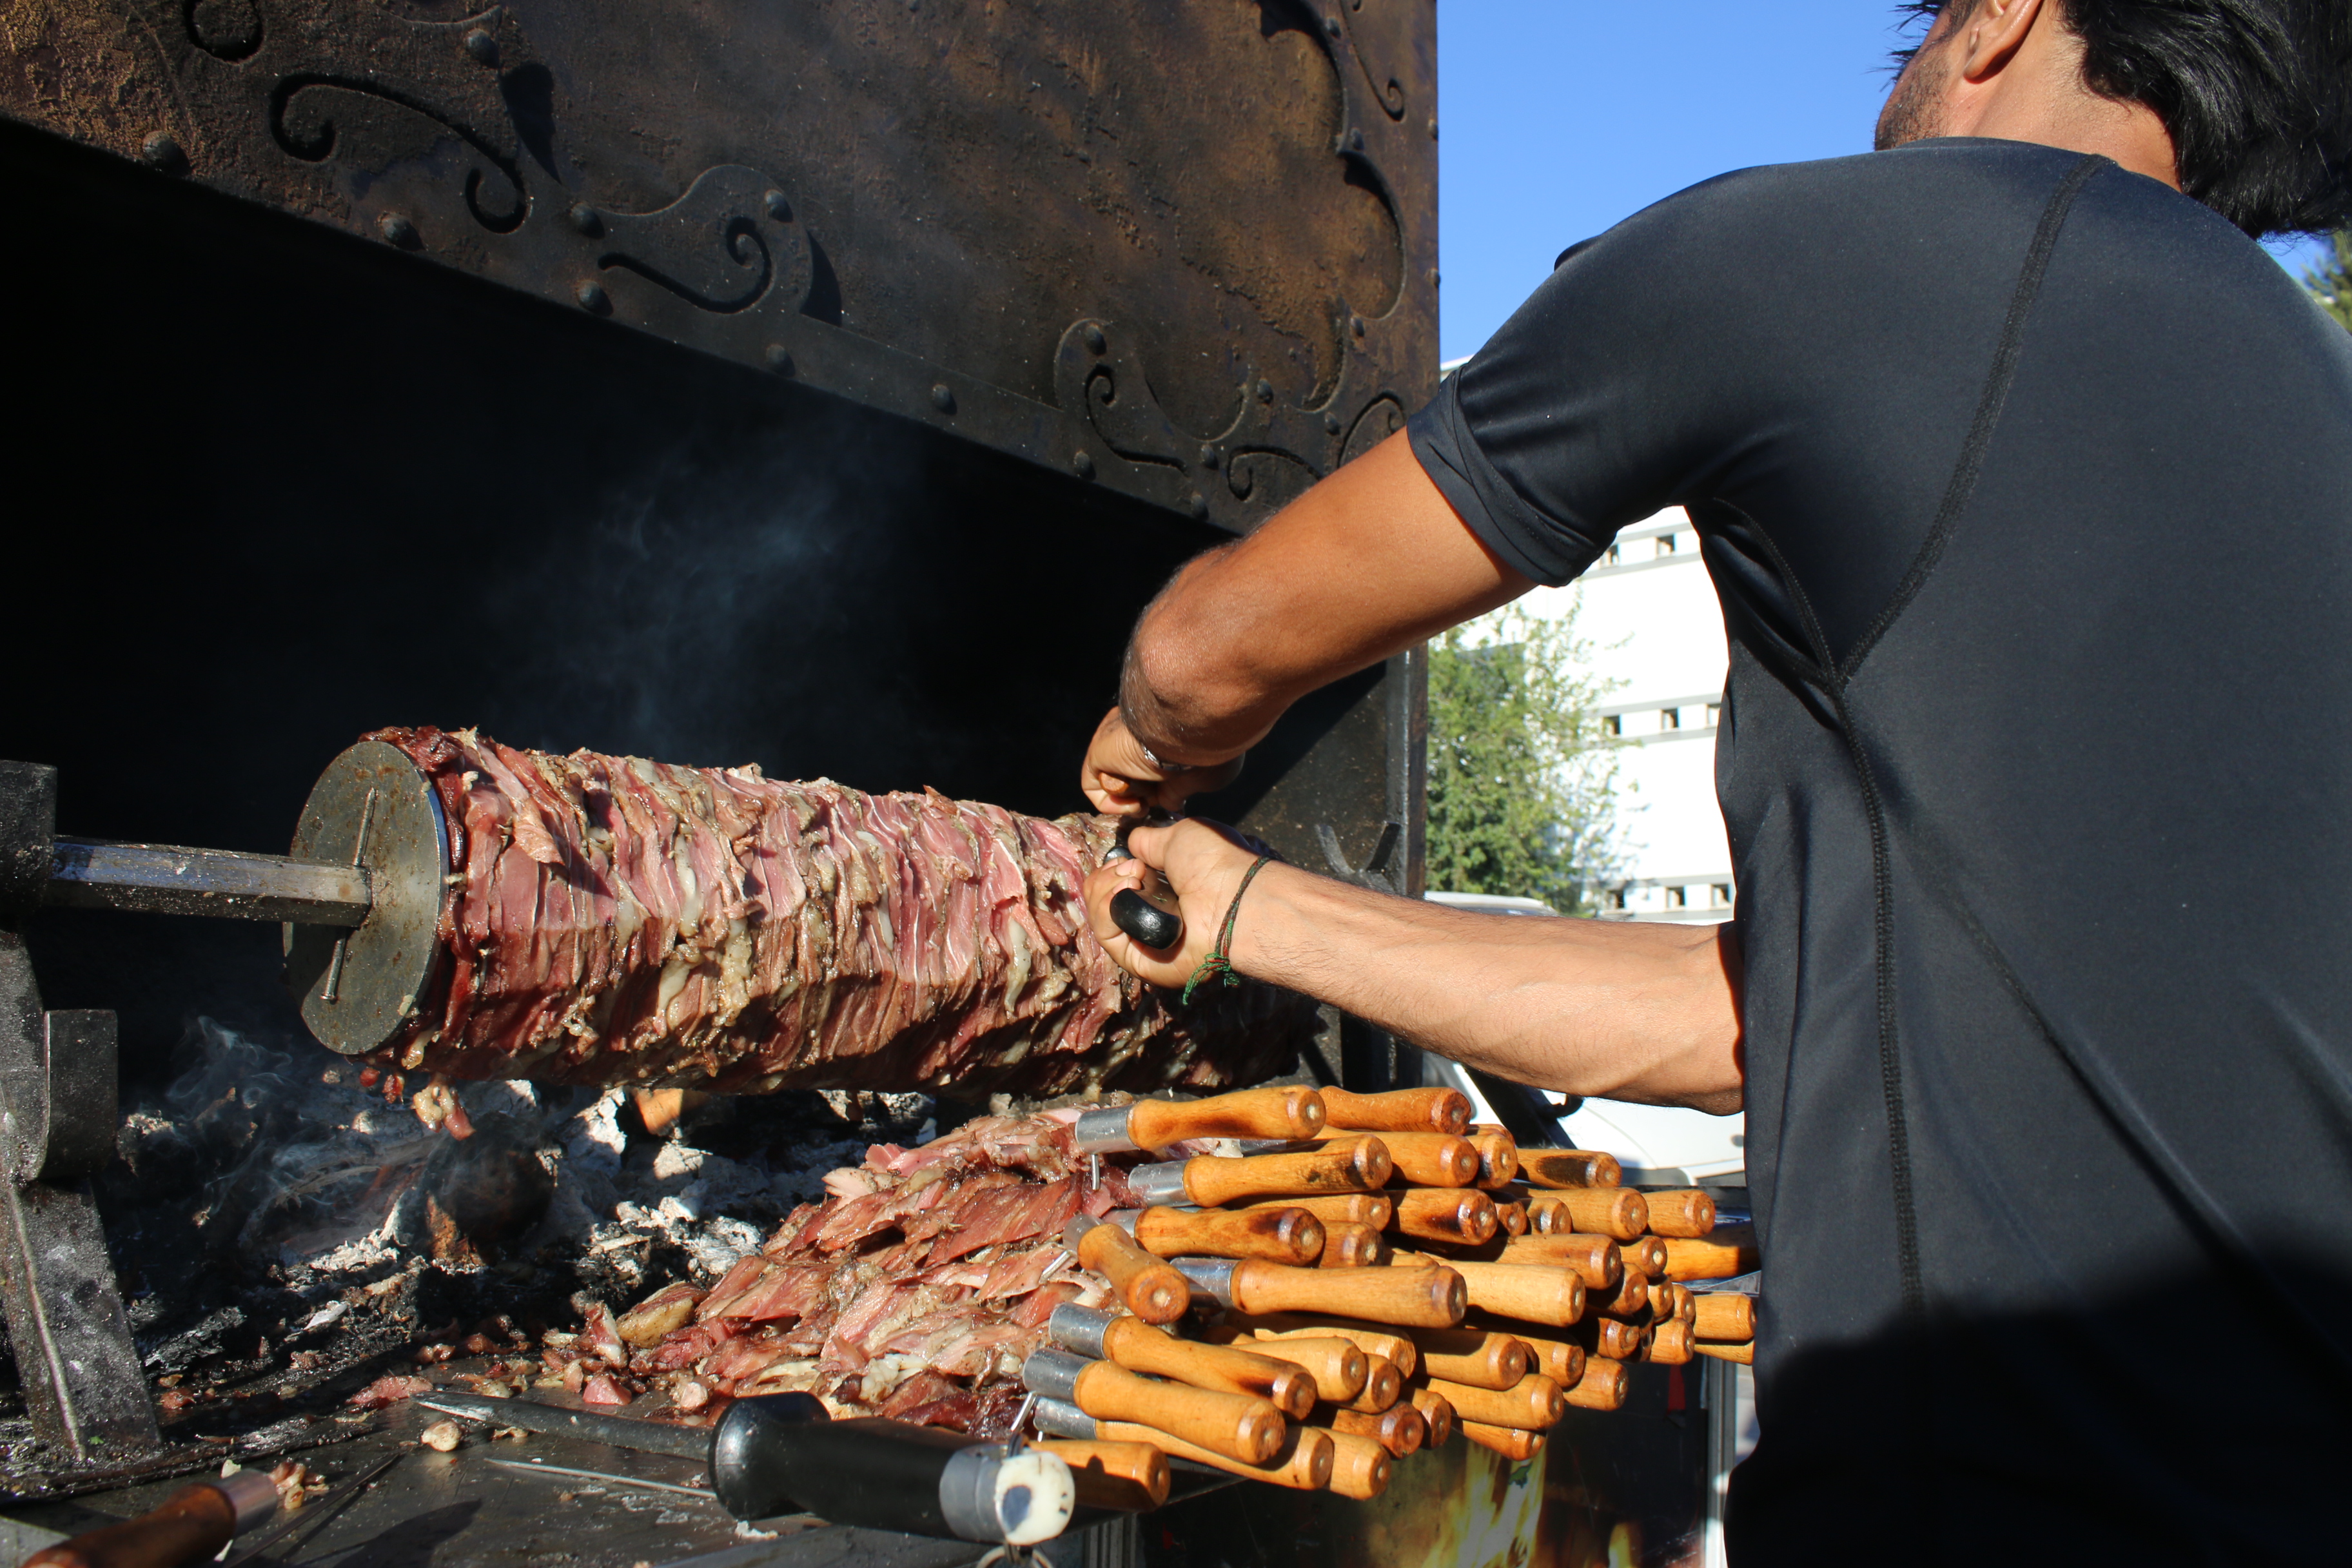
[1072,451,1095,479]
[1185,493,1207,520]
[1255,379,1274,404]
[764,190,792,222]
[378,212,418,248]
[764,344,794,375]
[1324,14,1342,36]
[1200,446,1221,470]
[1081,324,1107,357]
[931,384,956,414]
[576,280,610,313]
[1429,119,1440,141]
[1324,413,1342,436]
[1428,269,1441,288]
[1348,128,1366,152]
[140,132,185,173]
[1349,315,1366,340]
[569,204,603,237]
[464,28,498,66]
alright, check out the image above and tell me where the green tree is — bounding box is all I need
[1424,603,1623,914]
[2304,231,2352,331]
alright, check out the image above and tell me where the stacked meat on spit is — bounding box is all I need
[521,1086,1756,1506]
[357,727,1314,1102]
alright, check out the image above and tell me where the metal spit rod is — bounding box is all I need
[42,837,371,926]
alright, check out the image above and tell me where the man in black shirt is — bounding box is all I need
[1077,0,2352,1560]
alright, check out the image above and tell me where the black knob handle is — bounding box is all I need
[1110,887,1182,950]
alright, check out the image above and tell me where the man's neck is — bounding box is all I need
[1940,6,2179,188]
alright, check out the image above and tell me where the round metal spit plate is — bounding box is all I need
[282,740,449,1055]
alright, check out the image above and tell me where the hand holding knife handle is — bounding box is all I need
[24,1471,278,1568]
[1102,820,1182,950]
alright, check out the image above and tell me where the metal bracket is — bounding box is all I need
[1316,819,1402,894]
[0,926,158,1458]
[0,761,56,918]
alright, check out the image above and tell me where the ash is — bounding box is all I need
[0,1017,933,1486]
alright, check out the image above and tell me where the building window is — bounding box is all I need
[1706,703,1721,727]
[1665,886,1688,908]
[1603,544,1622,567]
[1710,883,1732,908]
[1660,708,1681,730]
[1607,887,1628,910]
[1603,714,1621,736]
[1655,534,1678,558]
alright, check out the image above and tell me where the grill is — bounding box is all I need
[0,0,1460,1554]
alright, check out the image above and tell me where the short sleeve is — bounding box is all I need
[1407,173,1768,587]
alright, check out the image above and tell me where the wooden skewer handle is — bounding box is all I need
[1407,1385,1456,1447]
[1228,1260,1465,1328]
[1695,1341,1755,1365]
[1317,1220,1387,1268]
[1458,1420,1545,1460]
[1423,1372,1564,1431]
[1692,1293,1755,1342]
[1643,1188,1718,1239]
[1072,1358,1289,1465]
[1133,1204,1325,1265]
[1563,1357,1630,1411]
[1206,1329,1369,1402]
[1340,1355,1404,1414]
[1095,1420,1335,1492]
[1317,1130,1476,1186]
[1315,1429,1394,1500]
[1440,1260,1587,1327]
[1407,1327,1531,1391]
[1518,1149,1623,1190]
[1035,1440,1171,1511]
[1500,1232,1623,1289]
[1318,1086,1471,1136]
[1591,1269,1651,1320]
[23,1482,253,1568]
[1625,1235,1671,1279]
[1181,1141,1393,1206]
[1466,1130,1520,1189]
[1643,1318,1695,1364]
[1231,1193,1393,1230]
[1100,1316,1317,1417]
[1390,1188,1498,1244]
[1540,1187,1650,1242]
[1316,1403,1426,1458]
[1499,1331,1585,1391]
[1073,1222,1191,1323]
[1128,1086,1327,1149]
[1587,1315,1649,1360]
[1496,1200,1529,1238]
[1662,1231,1757,1280]
[1229,1315,1417,1377]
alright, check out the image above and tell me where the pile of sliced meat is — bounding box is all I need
[360,727,1313,1097]
[538,1111,1136,1436]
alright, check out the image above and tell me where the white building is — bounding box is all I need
[1429,490,1745,1186]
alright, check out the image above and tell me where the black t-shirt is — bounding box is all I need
[1412,139,2352,1564]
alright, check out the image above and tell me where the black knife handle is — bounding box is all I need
[1110,887,1182,950]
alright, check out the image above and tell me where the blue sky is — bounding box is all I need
[1435,5,2335,362]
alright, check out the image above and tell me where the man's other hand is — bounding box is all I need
[1081,816,1265,988]
[1079,707,1244,818]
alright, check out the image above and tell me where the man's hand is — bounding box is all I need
[1079,707,1245,818]
[1081,817,1266,986]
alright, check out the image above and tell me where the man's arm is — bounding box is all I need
[1085,820,1745,1113]
[1082,429,1530,815]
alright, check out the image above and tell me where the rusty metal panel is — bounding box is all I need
[0,0,1436,534]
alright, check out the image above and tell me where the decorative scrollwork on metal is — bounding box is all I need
[591,166,810,317]
[269,73,528,232]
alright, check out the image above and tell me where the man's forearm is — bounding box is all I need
[1230,864,1745,1113]
[1117,433,1529,763]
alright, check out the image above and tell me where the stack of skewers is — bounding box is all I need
[1021,1085,1760,1509]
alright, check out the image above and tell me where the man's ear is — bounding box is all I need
[1955,0,2045,83]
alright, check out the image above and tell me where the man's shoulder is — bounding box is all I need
[1589,139,2122,254]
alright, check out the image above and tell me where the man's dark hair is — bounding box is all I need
[1898,0,2352,237]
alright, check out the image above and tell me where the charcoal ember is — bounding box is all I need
[612,1110,1132,1433]
[360,727,1313,1096]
